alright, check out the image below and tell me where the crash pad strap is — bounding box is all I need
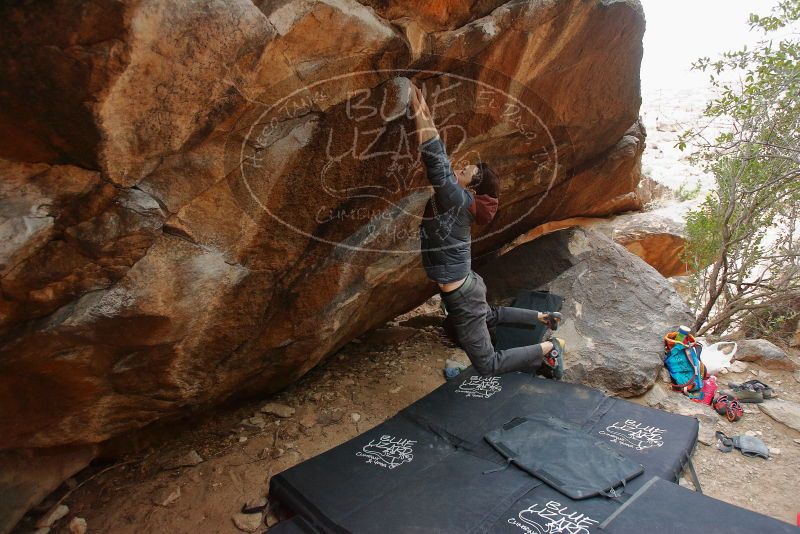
[598,476,660,529]
[685,458,703,494]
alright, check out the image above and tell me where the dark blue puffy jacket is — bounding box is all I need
[418,136,475,284]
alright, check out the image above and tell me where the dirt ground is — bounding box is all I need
[15,300,800,533]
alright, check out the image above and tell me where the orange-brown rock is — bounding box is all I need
[0,0,647,458]
[498,209,687,278]
[603,211,688,277]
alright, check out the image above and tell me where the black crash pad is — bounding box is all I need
[599,476,800,533]
[484,415,644,500]
[270,370,700,533]
[267,515,315,533]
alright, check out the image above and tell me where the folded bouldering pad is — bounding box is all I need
[484,415,644,499]
[270,370,699,533]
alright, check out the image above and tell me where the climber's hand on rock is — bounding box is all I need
[409,83,438,145]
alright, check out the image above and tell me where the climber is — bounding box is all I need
[409,82,566,378]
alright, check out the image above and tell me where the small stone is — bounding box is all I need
[297,408,317,429]
[239,436,248,443]
[68,517,87,534]
[769,447,781,455]
[792,439,800,445]
[232,512,263,533]
[389,385,402,394]
[734,339,795,370]
[164,449,204,470]
[729,360,748,373]
[755,430,762,436]
[242,415,267,429]
[745,430,757,437]
[749,370,758,376]
[697,421,717,446]
[261,402,295,418]
[152,486,181,507]
[36,504,69,528]
[350,412,361,423]
[33,529,50,534]
[265,510,279,527]
[319,408,344,425]
[245,496,268,510]
[759,399,800,432]
[660,367,671,383]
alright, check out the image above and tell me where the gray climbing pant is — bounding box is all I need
[440,271,545,376]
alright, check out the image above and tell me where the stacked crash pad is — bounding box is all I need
[269,290,798,532]
[270,369,701,532]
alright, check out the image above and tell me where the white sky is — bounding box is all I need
[636,0,780,194]
[639,0,776,95]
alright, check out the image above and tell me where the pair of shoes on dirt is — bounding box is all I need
[538,337,566,381]
[712,393,744,422]
[720,380,775,403]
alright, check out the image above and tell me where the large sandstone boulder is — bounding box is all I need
[733,339,797,371]
[496,209,688,277]
[594,211,687,277]
[0,445,96,534]
[478,227,695,396]
[0,0,647,460]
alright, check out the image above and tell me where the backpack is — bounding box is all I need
[663,330,707,395]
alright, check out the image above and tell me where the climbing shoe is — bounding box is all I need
[443,359,467,381]
[721,383,764,403]
[737,379,775,399]
[712,393,744,422]
[540,337,566,380]
[543,312,563,331]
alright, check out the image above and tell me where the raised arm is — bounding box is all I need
[419,136,473,211]
[409,84,473,211]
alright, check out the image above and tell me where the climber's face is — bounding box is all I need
[454,163,478,188]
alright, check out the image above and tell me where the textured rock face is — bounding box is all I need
[496,210,688,278]
[734,339,797,371]
[593,211,687,277]
[478,227,695,396]
[0,0,646,451]
[0,445,96,534]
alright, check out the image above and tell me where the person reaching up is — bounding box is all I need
[409,82,566,378]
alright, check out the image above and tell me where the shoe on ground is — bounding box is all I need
[738,379,775,399]
[720,386,763,403]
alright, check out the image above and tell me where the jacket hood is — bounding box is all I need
[469,194,499,225]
